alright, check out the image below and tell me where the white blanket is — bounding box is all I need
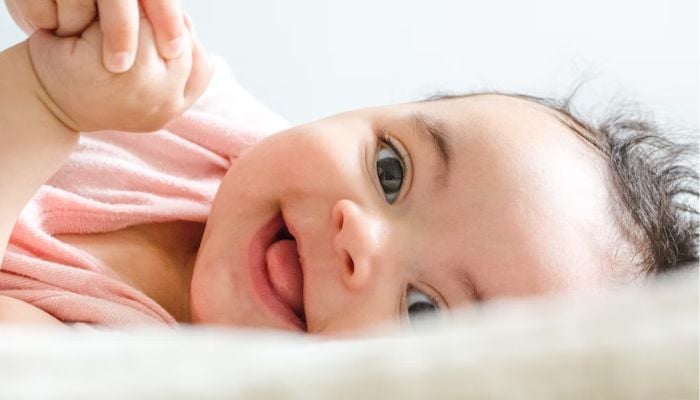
[0,268,696,400]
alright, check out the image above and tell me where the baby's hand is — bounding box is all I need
[5,0,186,73]
[27,17,213,133]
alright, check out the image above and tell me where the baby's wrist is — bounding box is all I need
[1,41,79,134]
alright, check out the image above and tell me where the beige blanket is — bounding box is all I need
[0,268,696,400]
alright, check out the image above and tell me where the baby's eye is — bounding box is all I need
[376,139,405,204]
[405,286,440,326]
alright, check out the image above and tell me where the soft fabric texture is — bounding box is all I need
[0,268,696,400]
[0,57,289,324]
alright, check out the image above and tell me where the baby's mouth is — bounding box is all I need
[265,219,306,326]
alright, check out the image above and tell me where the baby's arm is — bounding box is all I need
[0,16,212,274]
[0,17,211,322]
[0,40,78,265]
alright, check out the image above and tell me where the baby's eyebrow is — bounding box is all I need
[408,112,453,189]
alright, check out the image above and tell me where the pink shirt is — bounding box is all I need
[0,58,289,325]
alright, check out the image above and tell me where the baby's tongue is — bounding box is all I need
[265,240,304,316]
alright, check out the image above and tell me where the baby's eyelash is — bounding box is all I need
[424,282,450,309]
[377,129,408,167]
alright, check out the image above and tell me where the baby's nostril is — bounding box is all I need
[345,252,354,275]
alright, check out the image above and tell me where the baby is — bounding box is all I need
[0,1,697,334]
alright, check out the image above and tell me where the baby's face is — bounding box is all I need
[190,94,618,334]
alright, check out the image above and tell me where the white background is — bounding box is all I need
[1,0,697,128]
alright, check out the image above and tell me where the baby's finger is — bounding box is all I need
[55,0,97,36]
[96,0,139,73]
[16,0,58,33]
[142,0,185,59]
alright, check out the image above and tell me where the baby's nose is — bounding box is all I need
[331,199,387,292]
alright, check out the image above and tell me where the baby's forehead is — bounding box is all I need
[414,93,599,153]
[408,94,622,284]
[405,93,613,223]
[420,93,566,124]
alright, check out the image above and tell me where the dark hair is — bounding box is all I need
[424,91,699,278]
